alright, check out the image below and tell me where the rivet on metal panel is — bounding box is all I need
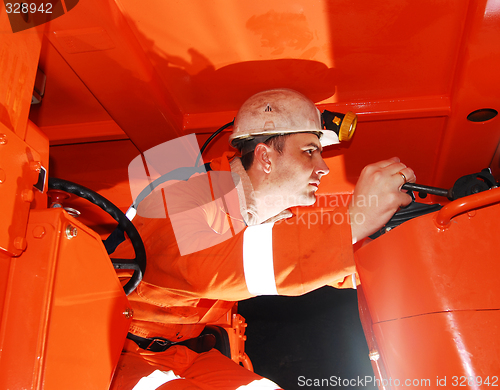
[0,168,5,183]
[65,225,78,239]
[32,226,46,239]
[0,134,7,145]
[21,189,34,202]
[123,308,134,319]
[14,237,27,251]
[369,350,380,361]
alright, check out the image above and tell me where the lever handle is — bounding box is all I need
[401,182,451,199]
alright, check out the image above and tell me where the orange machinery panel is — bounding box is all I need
[0,123,42,257]
[0,208,132,390]
[355,189,500,388]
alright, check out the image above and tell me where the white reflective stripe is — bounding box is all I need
[132,370,181,390]
[243,222,278,296]
[236,378,282,389]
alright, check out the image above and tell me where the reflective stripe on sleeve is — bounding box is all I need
[132,370,181,390]
[243,222,278,296]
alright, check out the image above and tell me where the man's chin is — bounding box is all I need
[295,194,317,207]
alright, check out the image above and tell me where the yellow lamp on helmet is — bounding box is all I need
[321,110,357,142]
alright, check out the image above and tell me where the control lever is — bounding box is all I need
[401,168,497,201]
[369,168,498,239]
[401,182,451,199]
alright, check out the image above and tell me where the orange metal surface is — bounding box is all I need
[357,285,390,390]
[24,121,50,214]
[48,139,139,237]
[0,209,132,390]
[207,307,254,370]
[0,8,42,139]
[433,0,500,189]
[0,252,10,338]
[0,123,42,257]
[355,198,500,324]
[355,196,500,386]
[0,10,46,257]
[31,0,184,153]
[435,186,500,228]
[372,311,500,387]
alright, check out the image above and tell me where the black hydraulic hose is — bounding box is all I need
[195,121,234,167]
[48,177,146,295]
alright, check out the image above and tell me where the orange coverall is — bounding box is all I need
[110,153,355,390]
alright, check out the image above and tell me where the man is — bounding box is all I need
[110,88,415,390]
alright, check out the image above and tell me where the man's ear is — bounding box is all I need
[254,143,272,173]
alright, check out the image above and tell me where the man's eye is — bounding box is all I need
[305,149,314,155]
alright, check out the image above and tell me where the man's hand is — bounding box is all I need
[349,157,416,243]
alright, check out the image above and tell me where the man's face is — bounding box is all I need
[267,133,330,207]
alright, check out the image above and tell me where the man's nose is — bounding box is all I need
[316,157,330,177]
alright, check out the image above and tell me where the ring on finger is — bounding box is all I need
[398,171,407,185]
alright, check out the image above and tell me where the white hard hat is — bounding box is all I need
[229,88,354,150]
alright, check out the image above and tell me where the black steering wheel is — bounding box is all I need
[48,178,146,295]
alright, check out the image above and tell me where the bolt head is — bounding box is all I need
[65,225,78,239]
[14,237,27,251]
[21,189,34,202]
[33,226,46,239]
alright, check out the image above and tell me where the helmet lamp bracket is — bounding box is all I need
[321,110,357,142]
